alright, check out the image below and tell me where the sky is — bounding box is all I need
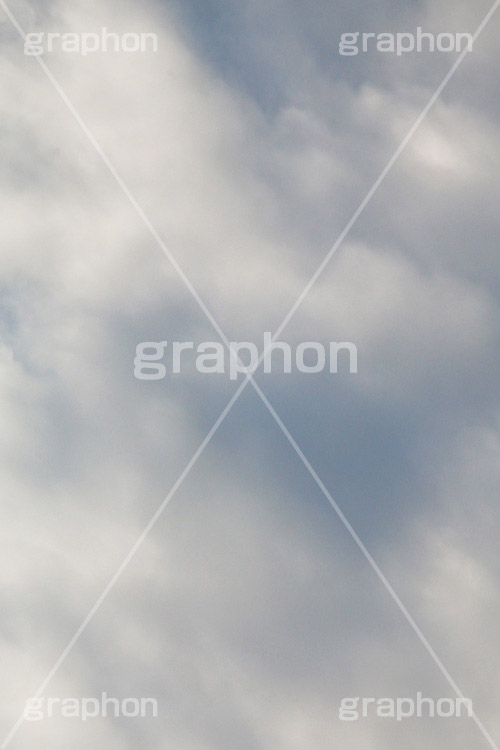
[1,0,500,747]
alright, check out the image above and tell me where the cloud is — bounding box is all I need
[1,0,500,747]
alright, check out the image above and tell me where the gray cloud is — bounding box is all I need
[1,0,500,747]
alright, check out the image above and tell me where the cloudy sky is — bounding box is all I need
[1,0,500,747]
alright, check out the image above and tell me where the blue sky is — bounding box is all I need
[1,0,500,747]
